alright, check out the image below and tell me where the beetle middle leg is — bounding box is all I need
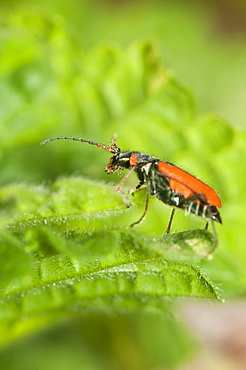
[130,189,150,228]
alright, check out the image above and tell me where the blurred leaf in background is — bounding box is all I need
[0,0,246,369]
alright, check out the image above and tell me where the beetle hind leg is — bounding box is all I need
[204,221,209,230]
[165,208,176,234]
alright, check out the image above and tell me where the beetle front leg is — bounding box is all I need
[116,166,135,191]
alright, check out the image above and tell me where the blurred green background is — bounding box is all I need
[0,0,246,369]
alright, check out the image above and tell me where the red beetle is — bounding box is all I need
[41,135,222,248]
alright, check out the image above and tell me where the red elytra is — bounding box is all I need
[157,161,222,208]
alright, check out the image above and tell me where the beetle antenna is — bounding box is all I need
[40,136,120,154]
[109,133,119,153]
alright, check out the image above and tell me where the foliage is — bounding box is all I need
[0,178,219,347]
[0,3,245,369]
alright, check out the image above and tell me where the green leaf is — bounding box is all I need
[0,224,219,346]
[0,232,33,291]
[0,177,125,228]
[0,180,220,346]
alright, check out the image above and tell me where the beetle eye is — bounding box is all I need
[105,154,130,173]
[105,155,120,173]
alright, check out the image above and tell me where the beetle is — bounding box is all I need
[41,135,222,249]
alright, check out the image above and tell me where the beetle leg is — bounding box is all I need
[116,166,135,191]
[130,190,150,227]
[165,208,176,234]
[129,181,145,195]
[205,208,218,257]
[181,196,218,256]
